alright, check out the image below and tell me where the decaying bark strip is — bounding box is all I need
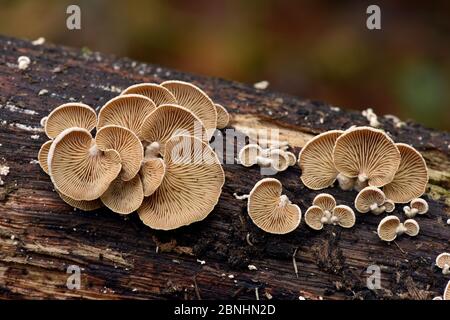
[0,35,449,300]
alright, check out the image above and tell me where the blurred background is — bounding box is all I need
[1,0,449,130]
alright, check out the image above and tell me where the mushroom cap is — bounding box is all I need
[97,94,157,139]
[48,127,122,201]
[383,143,428,203]
[267,149,289,172]
[404,219,420,236]
[304,205,325,231]
[120,83,177,106]
[95,125,144,181]
[355,186,386,213]
[312,193,336,212]
[285,151,297,166]
[100,175,144,214]
[299,130,343,190]
[383,199,395,213]
[215,103,229,129]
[140,104,207,154]
[57,189,102,211]
[247,178,301,234]
[444,281,450,300]
[377,215,400,241]
[333,127,401,187]
[333,205,356,228]
[38,140,52,174]
[45,103,97,139]
[435,253,450,269]
[138,135,225,230]
[410,198,429,214]
[238,144,263,167]
[161,80,217,139]
[140,157,166,196]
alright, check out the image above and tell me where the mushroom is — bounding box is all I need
[298,130,343,190]
[435,253,450,275]
[140,158,166,196]
[97,94,156,139]
[377,216,420,241]
[138,135,225,230]
[333,126,401,188]
[57,189,103,211]
[305,193,355,230]
[161,80,217,139]
[100,175,144,214]
[332,205,356,228]
[140,104,207,157]
[120,83,177,106]
[238,144,263,167]
[215,103,230,129]
[38,140,52,174]
[47,127,122,201]
[383,143,428,203]
[403,198,429,218]
[445,281,450,300]
[382,199,395,213]
[266,149,290,172]
[44,103,97,139]
[95,125,144,181]
[245,178,301,234]
[354,186,386,214]
[285,151,297,167]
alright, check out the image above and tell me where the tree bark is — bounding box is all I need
[0,35,449,300]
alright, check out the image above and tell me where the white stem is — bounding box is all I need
[330,215,339,225]
[89,144,99,156]
[442,264,450,275]
[372,206,385,215]
[256,156,272,167]
[358,173,368,183]
[145,142,161,159]
[278,195,290,207]
[396,223,407,235]
[403,206,418,218]
[233,193,249,200]
[369,203,379,212]
[336,173,355,191]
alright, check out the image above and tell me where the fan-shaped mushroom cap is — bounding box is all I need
[305,205,325,231]
[38,140,52,174]
[45,103,97,139]
[138,135,225,230]
[444,281,450,300]
[299,130,343,190]
[403,219,420,236]
[97,94,156,139]
[238,144,263,167]
[410,198,429,214]
[333,127,401,187]
[383,199,395,213]
[285,152,297,166]
[95,125,143,181]
[100,175,144,214]
[333,205,356,228]
[435,253,450,270]
[120,83,177,106]
[383,143,428,203]
[246,178,301,234]
[377,216,401,241]
[215,103,229,129]
[313,193,336,212]
[48,128,122,201]
[140,104,207,154]
[140,158,166,196]
[267,149,289,172]
[355,186,386,213]
[161,80,217,139]
[57,190,102,211]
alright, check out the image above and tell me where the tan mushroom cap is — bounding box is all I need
[383,199,395,213]
[215,103,229,129]
[57,189,102,211]
[383,143,428,203]
[48,127,122,201]
[285,152,297,166]
[45,103,97,139]
[120,83,177,106]
[140,104,207,155]
[140,157,166,196]
[305,205,325,230]
[333,127,401,187]
[403,219,420,236]
[161,80,217,139]
[247,178,301,234]
[138,135,225,230]
[38,140,52,174]
[267,149,290,172]
[410,198,429,214]
[435,253,450,269]
[313,193,336,212]
[377,216,400,241]
[238,144,263,167]
[299,130,343,190]
[333,205,356,228]
[97,94,156,139]
[100,175,144,214]
[444,281,450,300]
[355,186,386,213]
[96,125,143,181]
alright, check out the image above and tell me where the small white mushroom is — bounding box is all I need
[403,198,428,218]
[377,216,420,241]
[17,56,31,70]
[435,253,450,275]
[355,187,386,214]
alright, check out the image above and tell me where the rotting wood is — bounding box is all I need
[0,35,450,300]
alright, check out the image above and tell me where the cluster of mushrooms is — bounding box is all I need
[38,81,229,230]
[238,142,297,173]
